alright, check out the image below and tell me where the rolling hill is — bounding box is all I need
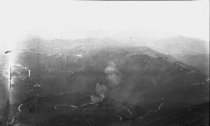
[5,38,209,126]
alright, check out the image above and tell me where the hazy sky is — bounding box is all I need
[0,0,209,50]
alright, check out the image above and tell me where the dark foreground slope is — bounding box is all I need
[3,38,209,126]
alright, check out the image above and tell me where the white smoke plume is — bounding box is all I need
[96,83,107,100]
[105,62,121,87]
[90,62,121,103]
[90,83,107,103]
[90,95,100,103]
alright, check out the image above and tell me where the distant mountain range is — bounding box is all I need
[118,36,209,75]
[17,36,209,75]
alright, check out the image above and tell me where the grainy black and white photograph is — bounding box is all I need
[0,0,209,126]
